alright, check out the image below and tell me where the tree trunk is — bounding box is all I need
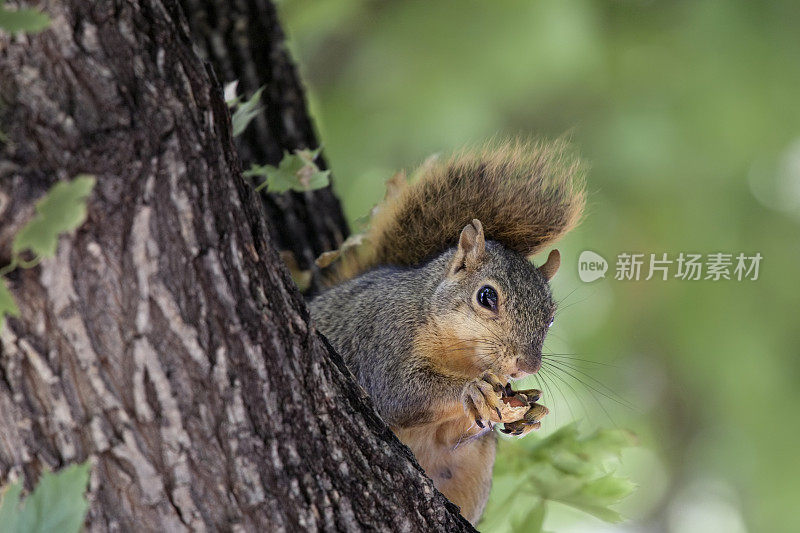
[0,1,472,531]
[179,0,349,293]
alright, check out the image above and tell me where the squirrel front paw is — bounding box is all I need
[461,372,530,428]
[462,375,549,435]
[498,384,549,436]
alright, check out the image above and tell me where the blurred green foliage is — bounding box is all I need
[279,0,800,531]
[483,425,636,532]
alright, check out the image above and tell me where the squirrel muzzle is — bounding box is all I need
[515,349,542,376]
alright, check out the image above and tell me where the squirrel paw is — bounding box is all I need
[498,389,549,436]
[461,372,530,428]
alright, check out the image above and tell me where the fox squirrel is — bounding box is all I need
[310,139,585,524]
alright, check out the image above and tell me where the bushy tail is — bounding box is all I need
[337,138,586,279]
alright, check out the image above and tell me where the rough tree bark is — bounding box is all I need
[0,1,473,531]
[178,0,350,291]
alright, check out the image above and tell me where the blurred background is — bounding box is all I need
[277,1,800,531]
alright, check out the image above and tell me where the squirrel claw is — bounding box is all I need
[481,371,506,394]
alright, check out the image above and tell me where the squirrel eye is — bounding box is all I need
[548,317,555,328]
[476,285,498,311]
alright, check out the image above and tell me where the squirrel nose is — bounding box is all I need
[516,354,542,375]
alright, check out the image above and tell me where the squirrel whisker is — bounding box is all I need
[543,359,635,410]
[539,365,588,424]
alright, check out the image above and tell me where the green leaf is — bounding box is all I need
[511,500,545,533]
[246,148,330,193]
[553,473,636,522]
[0,462,90,533]
[0,278,19,328]
[13,175,96,259]
[231,86,264,137]
[16,462,91,533]
[0,1,51,34]
[581,472,638,503]
[0,481,22,532]
[0,278,20,330]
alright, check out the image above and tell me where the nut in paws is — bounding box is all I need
[462,371,529,428]
[500,402,549,436]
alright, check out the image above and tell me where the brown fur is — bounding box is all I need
[337,139,585,280]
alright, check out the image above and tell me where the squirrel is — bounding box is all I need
[309,139,585,524]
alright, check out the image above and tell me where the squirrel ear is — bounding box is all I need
[537,249,561,281]
[449,219,486,276]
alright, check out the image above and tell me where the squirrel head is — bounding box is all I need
[423,219,560,380]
